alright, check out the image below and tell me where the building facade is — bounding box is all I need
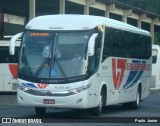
[0,0,160,43]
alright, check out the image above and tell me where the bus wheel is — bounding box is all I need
[130,86,141,109]
[122,102,130,109]
[92,89,105,116]
[35,107,46,115]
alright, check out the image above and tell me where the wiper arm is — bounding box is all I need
[33,57,50,77]
[55,57,68,81]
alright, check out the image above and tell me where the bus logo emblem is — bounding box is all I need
[38,84,49,89]
[112,59,127,90]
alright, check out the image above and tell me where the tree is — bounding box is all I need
[117,0,160,14]
[117,0,160,44]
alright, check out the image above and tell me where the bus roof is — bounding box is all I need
[26,14,150,37]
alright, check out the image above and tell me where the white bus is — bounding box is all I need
[10,15,151,116]
[151,45,160,90]
[0,38,20,92]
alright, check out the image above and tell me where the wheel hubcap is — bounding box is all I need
[136,91,140,105]
[100,96,102,112]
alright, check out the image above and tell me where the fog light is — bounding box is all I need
[19,96,24,101]
[77,98,83,103]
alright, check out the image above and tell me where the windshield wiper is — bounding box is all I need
[33,57,50,77]
[54,57,68,82]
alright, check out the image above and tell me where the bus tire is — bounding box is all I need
[129,86,141,109]
[35,107,46,115]
[92,88,106,116]
[122,102,130,109]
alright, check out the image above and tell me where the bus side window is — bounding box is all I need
[152,55,157,64]
[102,27,112,62]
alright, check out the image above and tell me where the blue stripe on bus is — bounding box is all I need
[123,60,145,89]
[21,83,37,88]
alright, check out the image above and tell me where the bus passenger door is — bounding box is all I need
[87,76,97,108]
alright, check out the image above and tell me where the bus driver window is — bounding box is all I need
[89,30,102,73]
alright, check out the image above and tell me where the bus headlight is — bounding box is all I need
[18,85,31,92]
[69,84,91,94]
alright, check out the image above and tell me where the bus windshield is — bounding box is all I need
[18,30,90,82]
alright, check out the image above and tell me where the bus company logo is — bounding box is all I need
[112,59,127,90]
[112,58,150,90]
[37,83,49,89]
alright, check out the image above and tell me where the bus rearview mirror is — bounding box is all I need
[88,33,98,56]
[10,32,23,55]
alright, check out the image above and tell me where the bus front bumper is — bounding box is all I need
[17,89,89,109]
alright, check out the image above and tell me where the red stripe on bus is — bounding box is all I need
[9,64,18,79]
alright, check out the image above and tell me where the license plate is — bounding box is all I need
[43,99,55,104]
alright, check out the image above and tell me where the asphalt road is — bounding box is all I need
[0,90,160,126]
